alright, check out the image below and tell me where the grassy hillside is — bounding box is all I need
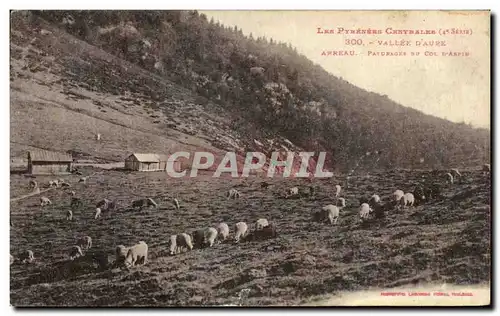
[26,10,490,171]
[10,169,491,306]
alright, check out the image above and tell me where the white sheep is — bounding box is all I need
[359,203,372,221]
[446,172,454,184]
[169,233,193,255]
[40,196,52,207]
[321,204,340,225]
[77,236,92,251]
[234,222,248,243]
[286,187,299,198]
[66,210,73,221]
[124,241,148,267]
[227,188,241,199]
[451,168,462,178]
[401,193,415,207]
[202,227,218,248]
[69,245,84,260]
[173,198,180,210]
[95,208,101,219]
[216,223,230,242]
[369,194,381,205]
[335,185,341,198]
[392,190,405,202]
[337,197,346,208]
[96,133,101,141]
[255,218,269,231]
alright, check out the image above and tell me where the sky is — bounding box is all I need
[201,11,490,129]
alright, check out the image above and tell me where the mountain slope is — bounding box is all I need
[22,10,490,171]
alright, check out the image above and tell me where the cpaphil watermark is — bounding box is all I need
[166,151,333,178]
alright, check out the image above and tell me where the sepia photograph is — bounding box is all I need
[9,8,491,307]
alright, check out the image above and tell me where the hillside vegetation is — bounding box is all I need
[27,10,490,171]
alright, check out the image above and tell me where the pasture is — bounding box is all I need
[10,168,491,306]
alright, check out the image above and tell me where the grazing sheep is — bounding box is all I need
[169,233,193,255]
[40,196,52,207]
[286,187,299,198]
[451,168,462,178]
[315,204,340,225]
[359,203,372,221]
[94,208,101,219]
[251,222,278,241]
[173,198,180,210]
[28,180,37,190]
[77,236,92,251]
[337,197,346,208]
[255,218,269,231]
[227,188,241,199]
[368,194,381,206]
[413,186,426,204]
[446,172,454,184]
[401,193,415,207]
[234,222,248,243]
[69,245,84,260]
[216,223,230,242]
[115,245,129,266]
[66,210,73,221]
[131,198,158,210]
[392,190,405,202]
[20,250,35,263]
[96,198,116,211]
[335,185,341,198]
[192,227,218,249]
[70,197,84,209]
[124,241,148,267]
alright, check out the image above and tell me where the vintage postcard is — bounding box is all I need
[9,10,491,307]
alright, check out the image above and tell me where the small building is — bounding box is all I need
[124,153,180,172]
[27,150,73,175]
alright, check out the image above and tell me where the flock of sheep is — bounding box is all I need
[10,163,491,271]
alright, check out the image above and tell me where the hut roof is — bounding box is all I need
[127,153,169,162]
[28,150,73,162]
